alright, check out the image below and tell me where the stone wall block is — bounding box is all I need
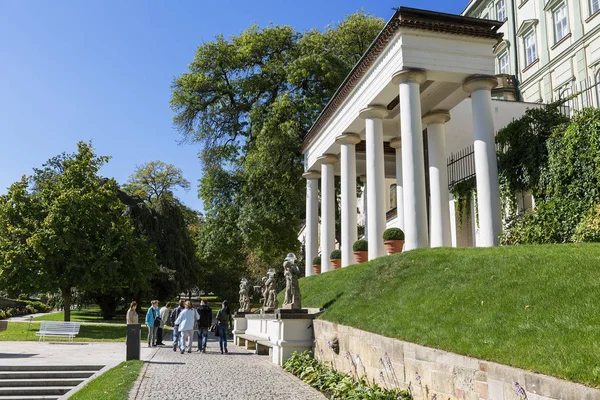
[432,370,456,395]
[390,361,406,386]
[392,338,404,361]
[488,362,527,385]
[464,390,481,400]
[415,343,437,362]
[433,362,455,375]
[475,381,488,399]
[474,370,487,383]
[487,379,504,400]
[404,358,433,389]
[454,367,476,392]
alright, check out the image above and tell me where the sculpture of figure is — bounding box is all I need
[238,279,250,312]
[264,275,278,309]
[283,253,301,309]
[260,276,268,307]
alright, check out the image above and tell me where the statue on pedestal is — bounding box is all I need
[283,253,301,310]
[264,269,278,309]
[238,278,250,313]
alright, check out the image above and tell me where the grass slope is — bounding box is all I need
[300,244,600,386]
[70,360,143,400]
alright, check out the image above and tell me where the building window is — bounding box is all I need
[497,0,507,20]
[558,86,574,116]
[592,0,600,15]
[553,3,569,42]
[498,52,509,74]
[390,184,397,210]
[596,71,600,107]
[524,31,537,66]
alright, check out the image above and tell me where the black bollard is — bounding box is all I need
[126,323,141,361]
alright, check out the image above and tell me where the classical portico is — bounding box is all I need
[302,7,505,272]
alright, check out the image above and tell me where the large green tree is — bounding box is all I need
[171,12,384,285]
[0,142,157,321]
[122,161,202,301]
[123,160,190,203]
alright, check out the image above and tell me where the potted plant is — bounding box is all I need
[330,249,342,270]
[352,239,368,263]
[312,256,321,274]
[383,228,405,254]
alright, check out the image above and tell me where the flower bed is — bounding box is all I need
[283,351,411,399]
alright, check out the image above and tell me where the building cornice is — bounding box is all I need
[302,7,503,151]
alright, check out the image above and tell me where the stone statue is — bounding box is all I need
[260,276,268,307]
[264,273,278,309]
[238,278,250,312]
[283,253,301,309]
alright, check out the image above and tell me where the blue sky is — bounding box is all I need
[0,0,464,212]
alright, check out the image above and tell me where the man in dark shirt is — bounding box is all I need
[170,300,185,352]
[196,299,213,353]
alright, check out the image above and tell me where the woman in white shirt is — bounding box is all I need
[174,301,199,354]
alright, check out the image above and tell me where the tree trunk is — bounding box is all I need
[62,287,72,322]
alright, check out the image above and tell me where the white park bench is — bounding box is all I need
[36,321,81,342]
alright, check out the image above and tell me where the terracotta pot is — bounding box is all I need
[384,240,405,254]
[330,259,342,270]
[353,251,368,263]
[313,264,321,274]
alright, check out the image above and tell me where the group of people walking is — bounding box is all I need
[127,298,234,354]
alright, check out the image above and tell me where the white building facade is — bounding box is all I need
[300,7,544,276]
[463,0,600,106]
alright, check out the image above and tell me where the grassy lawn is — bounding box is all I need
[299,243,600,387]
[33,305,126,324]
[0,321,155,342]
[70,360,143,400]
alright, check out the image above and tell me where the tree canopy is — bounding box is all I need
[0,142,157,321]
[170,12,384,290]
[124,160,190,203]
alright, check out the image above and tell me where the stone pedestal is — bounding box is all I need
[233,312,248,339]
[239,309,322,365]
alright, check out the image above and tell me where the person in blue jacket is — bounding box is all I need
[145,300,160,347]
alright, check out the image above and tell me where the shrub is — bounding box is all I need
[572,204,600,242]
[352,239,368,252]
[330,249,342,259]
[283,351,410,399]
[383,227,405,241]
[312,256,321,265]
[0,310,5,319]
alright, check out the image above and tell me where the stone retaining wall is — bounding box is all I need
[0,297,24,307]
[313,320,600,400]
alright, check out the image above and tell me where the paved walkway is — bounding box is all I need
[129,335,326,400]
[0,341,157,367]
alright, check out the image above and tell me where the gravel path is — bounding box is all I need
[129,334,325,400]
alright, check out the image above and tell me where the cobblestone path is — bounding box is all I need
[129,335,326,400]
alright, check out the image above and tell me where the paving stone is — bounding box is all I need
[129,335,326,400]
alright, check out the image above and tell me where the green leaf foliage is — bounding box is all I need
[502,108,600,244]
[382,228,405,241]
[312,256,321,265]
[330,249,342,260]
[170,13,384,285]
[0,142,157,321]
[352,240,368,252]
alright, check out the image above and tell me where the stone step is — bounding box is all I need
[0,378,84,387]
[0,371,95,380]
[0,365,102,372]
[0,387,72,396]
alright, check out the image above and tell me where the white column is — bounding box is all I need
[318,154,338,272]
[423,110,452,248]
[360,175,368,240]
[389,137,404,231]
[392,69,428,251]
[359,105,388,260]
[335,133,360,268]
[302,170,320,276]
[463,75,501,247]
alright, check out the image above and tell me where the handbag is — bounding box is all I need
[210,323,219,337]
